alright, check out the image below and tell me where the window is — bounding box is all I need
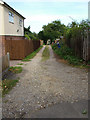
[9,11,14,23]
[19,19,22,27]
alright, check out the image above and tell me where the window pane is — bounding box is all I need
[19,19,22,27]
[9,12,11,15]
[9,11,14,23]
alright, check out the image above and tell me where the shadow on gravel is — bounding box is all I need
[2,68,28,80]
[2,70,18,80]
[30,100,88,118]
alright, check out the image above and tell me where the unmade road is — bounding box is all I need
[2,45,88,118]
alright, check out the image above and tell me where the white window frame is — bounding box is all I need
[9,11,14,23]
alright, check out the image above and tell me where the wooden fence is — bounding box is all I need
[5,39,40,60]
[83,29,90,61]
[65,28,90,62]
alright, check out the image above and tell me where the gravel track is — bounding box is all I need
[2,45,88,118]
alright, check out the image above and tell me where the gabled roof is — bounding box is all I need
[0,0,26,19]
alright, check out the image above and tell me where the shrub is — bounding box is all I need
[25,34,30,40]
[52,43,83,66]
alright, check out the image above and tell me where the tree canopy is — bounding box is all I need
[38,20,66,44]
[24,19,90,44]
[24,26,39,40]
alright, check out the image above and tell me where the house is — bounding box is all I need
[0,0,25,56]
[88,1,90,21]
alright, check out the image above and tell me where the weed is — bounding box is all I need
[9,66,22,74]
[82,109,87,115]
[42,46,50,61]
[2,79,19,96]
[17,63,24,65]
[22,46,43,62]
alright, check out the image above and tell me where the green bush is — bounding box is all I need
[25,34,30,40]
[52,43,83,66]
[64,20,90,54]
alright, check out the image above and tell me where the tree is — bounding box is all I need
[24,26,39,40]
[38,20,66,44]
[24,26,31,34]
[38,31,48,44]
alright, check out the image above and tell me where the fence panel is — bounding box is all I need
[5,39,40,60]
[87,29,90,61]
[65,29,90,61]
[5,39,25,60]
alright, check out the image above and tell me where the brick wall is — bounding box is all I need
[5,36,25,40]
[0,36,2,57]
[0,36,6,57]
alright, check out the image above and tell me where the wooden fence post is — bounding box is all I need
[7,52,10,67]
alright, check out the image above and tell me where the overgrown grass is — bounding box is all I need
[22,46,43,62]
[1,79,19,96]
[17,63,24,65]
[42,46,50,61]
[52,43,90,68]
[9,66,23,74]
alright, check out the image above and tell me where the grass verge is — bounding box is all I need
[1,79,19,96]
[42,46,50,61]
[22,46,43,62]
[52,43,90,68]
[9,66,23,74]
[17,63,24,65]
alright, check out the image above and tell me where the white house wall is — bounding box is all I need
[88,1,90,21]
[0,4,4,35]
[2,6,24,36]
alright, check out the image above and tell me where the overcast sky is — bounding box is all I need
[5,0,89,33]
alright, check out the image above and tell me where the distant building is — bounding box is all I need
[88,1,90,21]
